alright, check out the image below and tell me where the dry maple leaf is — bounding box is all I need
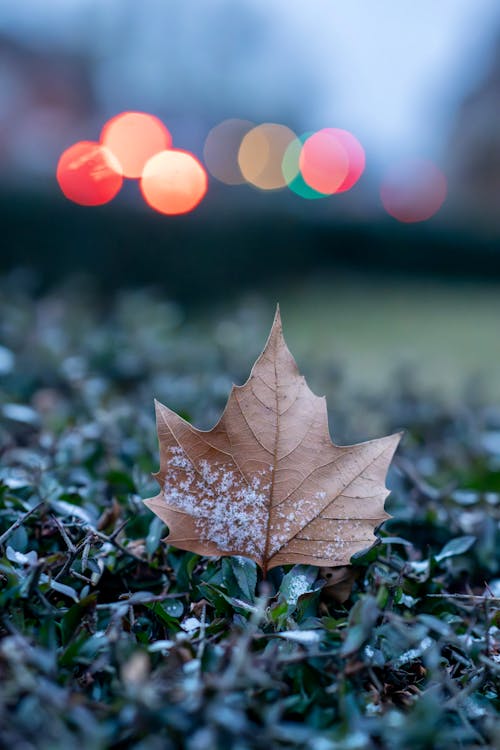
[144,307,401,575]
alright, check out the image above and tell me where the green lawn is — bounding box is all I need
[213,273,500,399]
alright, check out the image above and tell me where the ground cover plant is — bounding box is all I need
[0,273,498,749]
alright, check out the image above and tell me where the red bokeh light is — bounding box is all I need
[380,159,447,223]
[319,128,365,192]
[56,140,123,206]
[140,149,208,215]
[299,130,350,195]
[101,111,172,179]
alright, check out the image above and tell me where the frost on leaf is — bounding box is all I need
[162,446,271,558]
[144,307,401,573]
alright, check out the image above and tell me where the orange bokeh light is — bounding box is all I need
[380,159,447,223]
[238,123,297,190]
[299,131,350,195]
[56,140,123,206]
[101,111,172,179]
[140,149,208,215]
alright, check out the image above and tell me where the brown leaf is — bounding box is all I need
[144,307,401,574]
[319,566,360,604]
[97,498,122,532]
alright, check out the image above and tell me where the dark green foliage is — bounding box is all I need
[3,194,500,299]
[0,278,498,749]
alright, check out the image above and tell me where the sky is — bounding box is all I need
[1,0,499,168]
[311,0,500,165]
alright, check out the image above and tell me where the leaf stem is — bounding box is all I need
[262,344,280,578]
[0,502,45,547]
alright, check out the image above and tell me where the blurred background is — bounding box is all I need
[2,0,500,403]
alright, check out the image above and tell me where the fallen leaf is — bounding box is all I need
[97,498,122,531]
[319,566,360,604]
[144,307,401,574]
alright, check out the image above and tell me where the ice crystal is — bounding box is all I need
[285,574,313,605]
[163,446,270,557]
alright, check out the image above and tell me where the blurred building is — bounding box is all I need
[0,34,96,184]
[447,34,500,230]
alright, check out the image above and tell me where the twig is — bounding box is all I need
[479,655,500,673]
[70,570,93,584]
[109,518,130,541]
[0,502,44,547]
[81,540,90,574]
[426,594,500,603]
[197,603,207,663]
[95,591,185,610]
[53,538,90,582]
[88,528,150,565]
[51,514,76,552]
[368,666,384,694]
[395,456,455,499]
[443,669,487,746]
[484,599,491,657]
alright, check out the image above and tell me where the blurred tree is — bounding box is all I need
[93,0,323,141]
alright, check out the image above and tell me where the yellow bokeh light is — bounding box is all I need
[238,123,297,190]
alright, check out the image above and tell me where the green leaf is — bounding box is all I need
[435,535,476,562]
[340,624,367,657]
[341,595,379,657]
[222,556,257,603]
[380,536,413,546]
[146,516,166,557]
[105,470,136,494]
[268,600,289,624]
[197,582,233,615]
[49,580,79,602]
[171,551,199,590]
[161,598,184,618]
[417,614,451,637]
[278,565,318,613]
[8,524,28,552]
[61,594,98,645]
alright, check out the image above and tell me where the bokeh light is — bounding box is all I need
[238,123,297,190]
[282,133,329,200]
[320,128,365,192]
[203,119,254,185]
[101,111,172,179]
[140,149,208,215]
[380,159,447,223]
[299,130,350,195]
[56,140,123,206]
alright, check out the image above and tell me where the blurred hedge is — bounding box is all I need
[2,190,500,302]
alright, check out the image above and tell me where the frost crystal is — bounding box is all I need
[320,519,363,559]
[277,630,322,644]
[268,496,318,555]
[285,574,313,605]
[163,447,270,557]
[180,617,202,633]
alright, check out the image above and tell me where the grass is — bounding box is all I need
[207,272,500,399]
[0,273,499,749]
